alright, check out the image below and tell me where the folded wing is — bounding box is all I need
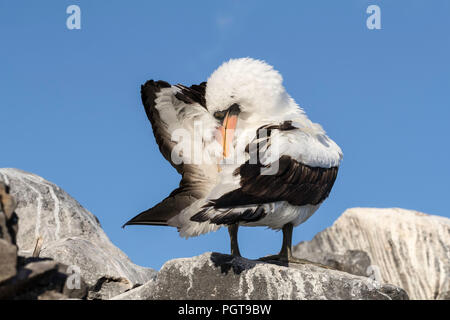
[123,80,221,227]
[191,121,342,225]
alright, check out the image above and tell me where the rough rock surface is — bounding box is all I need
[0,239,16,284]
[1,257,89,300]
[292,249,372,277]
[293,207,450,300]
[0,168,156,299]
[113,252,408,300]
[0,181,18,284]
[0,182,88,299]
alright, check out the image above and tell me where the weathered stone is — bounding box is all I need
[0,181,17,222]
[113,252,408,300]
[0,182,18,284]
[0,258,88,300]
[87,276,136,300]
[37,291,70,300]
[437,290,450,300]
[0,168,157,299]
[0,239,17,284]
[293,249,372,277]
[293,208,450,300]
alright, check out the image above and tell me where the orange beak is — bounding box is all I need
[219,110,238,158]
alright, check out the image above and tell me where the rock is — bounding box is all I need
[437,291,450,300]
[0,181,18,284]
[112,279,154,300]
[1,180,89,300]
[113,252,408,300]
[0,240,17,284]
[293,249,372,277]
[0,257,89,300]
[0,168,157,299]
[293,208,450,300]
[87,275,137,300]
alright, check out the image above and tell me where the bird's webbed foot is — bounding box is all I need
[258,254,330,268]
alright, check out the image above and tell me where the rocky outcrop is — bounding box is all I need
[113,252,408,300]
[0,168,156,299]
[1,257,89,300]
[290,249,373,278]
[293,208,450,300]
[0,181,18,284]
[2,167,446,300]
[0,181,88,299]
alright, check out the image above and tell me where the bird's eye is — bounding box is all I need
[214,111,226,120]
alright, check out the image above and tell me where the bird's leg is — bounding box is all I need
[259,223,331,268]
[228,223,242,257]
[279,222,293,259]
[258,223,293,262]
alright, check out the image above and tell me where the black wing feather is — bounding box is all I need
[124,80,212,227]
[191,122,339,225]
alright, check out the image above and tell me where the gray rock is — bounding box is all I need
[0,168,157,299]
[293,249,372,277]
[0,239,17,284]
[87,276,138,300]
[0,257,89,300]
[0,180,88,300]
[293,207,450,300]
[437,290,450,300]
[113,252,408,300]
[0,181,18,284]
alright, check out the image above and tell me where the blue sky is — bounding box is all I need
[1,1,449,270]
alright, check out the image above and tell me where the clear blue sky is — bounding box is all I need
[1,1,449,270]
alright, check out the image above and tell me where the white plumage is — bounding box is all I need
[125,57,343,262]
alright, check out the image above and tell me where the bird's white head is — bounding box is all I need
[205,58,288,118]
[205,58,301,157]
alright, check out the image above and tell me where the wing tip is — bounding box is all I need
[141,79,171,91]
[122,208,172,228]
[122,219,170,228]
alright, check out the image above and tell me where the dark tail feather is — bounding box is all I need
[122,190,196,228]
[122,208,171,228]
[190,204,267,225]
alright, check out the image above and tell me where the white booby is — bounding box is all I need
[124,58,343,263]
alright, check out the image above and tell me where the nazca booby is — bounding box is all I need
[124,58,343,263]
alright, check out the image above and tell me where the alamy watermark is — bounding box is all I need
[65,264,82,290]
[66,5,81,30]
[169,122,280,175]
[366,5,381,30]
[65,5,382,32]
